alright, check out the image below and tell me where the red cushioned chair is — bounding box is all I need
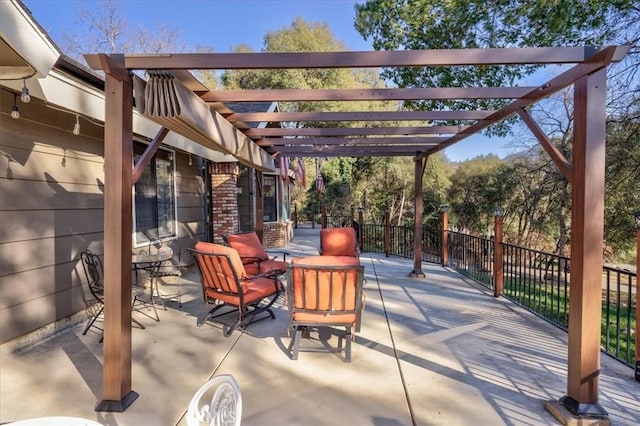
[287,255,365,362]
[223,231,288,276]
[319,227,360,258]
[188,242,283,337]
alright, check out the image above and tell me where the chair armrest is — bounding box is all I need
[266,250,289,262]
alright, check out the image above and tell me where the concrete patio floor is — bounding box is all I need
[1,227,639,425]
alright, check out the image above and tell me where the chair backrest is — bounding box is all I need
[80,250,104,303]
[224,232,269,264]
[189,242,248,301]
[186,374,242,426]
[320,227,359,257]
[287,256,364,325]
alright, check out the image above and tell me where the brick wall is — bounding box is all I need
[263,220,294,248]
[210,162,239,244]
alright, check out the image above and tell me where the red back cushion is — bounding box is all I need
[226,232,269,264]
[320,227,358,257]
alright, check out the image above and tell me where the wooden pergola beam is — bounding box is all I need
[226,110,494,123]
[84,47,627,71]
[243,126,464,137]
[517,109,573,183]
[420,45,627,159]
[256,136,447,147]
[201,87,534,102]
[272,144,434,156]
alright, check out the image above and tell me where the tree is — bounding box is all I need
[354,0,636,135]
[60,0,185,62]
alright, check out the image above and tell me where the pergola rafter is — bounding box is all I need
[84,45,630,423]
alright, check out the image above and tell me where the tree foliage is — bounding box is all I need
[60,0,185,61]
[354,0,636,135]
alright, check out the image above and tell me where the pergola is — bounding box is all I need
[84,45,629,421]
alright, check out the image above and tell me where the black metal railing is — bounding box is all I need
[362,224,385,254]
[447,231,494,289]
[502,243,570,330]
[325,215,353,228]
[334,217,637,369]
[602,265,636,367]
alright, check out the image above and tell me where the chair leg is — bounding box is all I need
[291,326,303,360]
[345,327,352,363]
[82,305,104,335]
[197,304,227,327]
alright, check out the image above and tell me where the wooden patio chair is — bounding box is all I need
[319,227,360,258]
[287,255,365,362]
[223,231,288,276]
[188,242,283,337]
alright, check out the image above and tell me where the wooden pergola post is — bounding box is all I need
[95,54,137,412]
[635,211,640,382]
[559,66,608,416]
[493,207,504,297]
[441,205,449,267]
[255,170,264,241]
[411,156,426,277]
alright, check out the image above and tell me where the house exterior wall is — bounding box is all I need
[0,96,206,344]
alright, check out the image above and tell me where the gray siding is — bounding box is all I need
[0,101,206,343]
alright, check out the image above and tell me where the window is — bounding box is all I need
[263,174,277,222]
[133,143,176,244]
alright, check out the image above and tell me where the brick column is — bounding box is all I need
[210,162,239,244]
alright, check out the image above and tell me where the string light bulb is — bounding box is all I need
[20,79,31,103]
[188,153,192,166]
[11,94,20,119]
[73,114,80,135]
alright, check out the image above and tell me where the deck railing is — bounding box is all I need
[328,217,637,370]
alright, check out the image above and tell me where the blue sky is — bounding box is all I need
[22,0,513,162]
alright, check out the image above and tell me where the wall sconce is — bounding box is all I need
[440,204,449,213]
[21,79,31,103]
[11,94,20,119]
[73,114,80,135]
[634,211,640,229]
[493,206,505,217]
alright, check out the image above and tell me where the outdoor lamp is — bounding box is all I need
[440,204,449,213]
[20,79,31,103]
[493,206,505,217]
[11,94,19,119]
[73,114,80,135]
[634,211,640,229]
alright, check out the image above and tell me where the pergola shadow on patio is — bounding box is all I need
[1,227,638,425]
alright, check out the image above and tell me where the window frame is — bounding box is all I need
[132,143,178,247]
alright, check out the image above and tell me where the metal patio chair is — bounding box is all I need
[188,242,283,337]
[287,255,365,362]
[223,231,288,277]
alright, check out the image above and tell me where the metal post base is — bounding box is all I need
[95,390,139,412]
[635,360,640,382]
[559,395,608,417]
[409,270,426,278]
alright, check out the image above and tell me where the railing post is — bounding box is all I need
[358,207,364,252]
[321,205,327,228]
[384,211,390,257]
[441,205,449,267]
[634,211,640,382]
[493,207,505,297]
[350,206,355,226]
[293,205,298,229]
